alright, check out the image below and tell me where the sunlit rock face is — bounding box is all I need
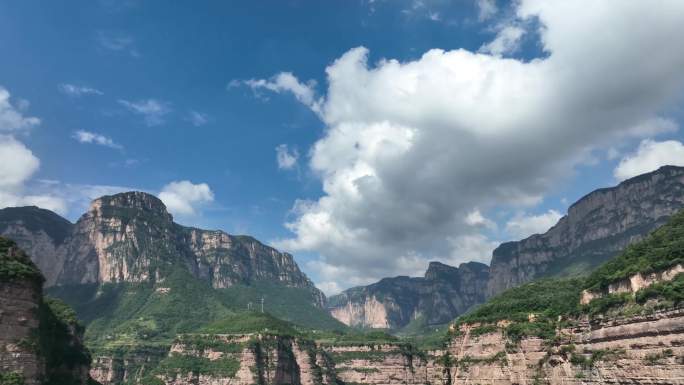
[0,191,325,307]
[487,165,684,297]
[327,261,489,329]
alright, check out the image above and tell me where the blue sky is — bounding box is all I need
[1,1,684,294]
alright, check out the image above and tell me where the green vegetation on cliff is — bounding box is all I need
[0,237,43,284]
[201,311,298,335]
[451,210,684,343]
[585,209,684,292]
[48,267,344,355]
[457,278,582,325]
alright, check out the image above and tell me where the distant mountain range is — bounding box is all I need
[3,166,684,334]
[328,165,684,329]
[0,191,324,306]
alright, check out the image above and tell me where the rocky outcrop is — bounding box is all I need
[327,343,445,385]
[328,261,489,329]
[444,308,684,385]
[581,264,684,304]
[1,192,324,307]
[0,237,94,385]
[487,165,684,297]
[0,276,44,385]
[136,334,338,385]
[89,305,684,385]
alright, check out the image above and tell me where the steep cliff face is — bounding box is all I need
[0,237,94,385]
[328,261,489,329]
[443,309,684,385]
[1,192,324,306]
[487,165,684,297]
[105,307,684,385]
[0,206,73,286]
[108,334,339,385]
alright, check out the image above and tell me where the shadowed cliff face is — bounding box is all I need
[0,191,325,307]
[487,165,684,297]
[0,237,94,385]
[327,261,489,329]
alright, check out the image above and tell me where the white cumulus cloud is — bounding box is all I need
[255,0,684,290]
[0,135,66,215]
[0,87,40,132]
[479,25,526,56]
[505,210,563,239]
[158,180,214,216]
[614,139,684,181]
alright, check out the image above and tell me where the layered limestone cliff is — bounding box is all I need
[0,237,94,385]
[328,261,489,329]
[121,334,339,385]
[101,305,684,385]
[326,343,444,385]
[444,308,684,385]
[487,165,684,297]
[0,192,324,306]
[581,263,684,304]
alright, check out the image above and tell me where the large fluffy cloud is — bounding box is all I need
[0,88,66,214]
[614,139,684,181]
[259,1,684,291]
[0,87,40,132]
[505,210,563,239]
[0,136,66,214]
[159,180,214,216]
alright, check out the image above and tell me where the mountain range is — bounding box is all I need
[2,166,684,385]
[2,166,684,335]
[328,165,684,329]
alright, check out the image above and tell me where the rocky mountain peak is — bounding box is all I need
[424,261,459,280]
[86,191,173,223]
[487,165,684,297]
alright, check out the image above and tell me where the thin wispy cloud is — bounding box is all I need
[275,144,299,170]
[72,130,122,150]
[118,99,171,126]
[187,110,210,127]
[232,72,322,115]
[58,83,104,97]
[96,31,139,57]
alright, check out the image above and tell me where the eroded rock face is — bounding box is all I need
[328,261,489,329]
[581,264,684,304]
[138,334,337,385]
[90,305,684,385]
[0,237,93,385]
[0,206,73,286]
[0,280,44,385]
[487,165,684,297]
[445,309,684,385]
[0,192,325,307]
